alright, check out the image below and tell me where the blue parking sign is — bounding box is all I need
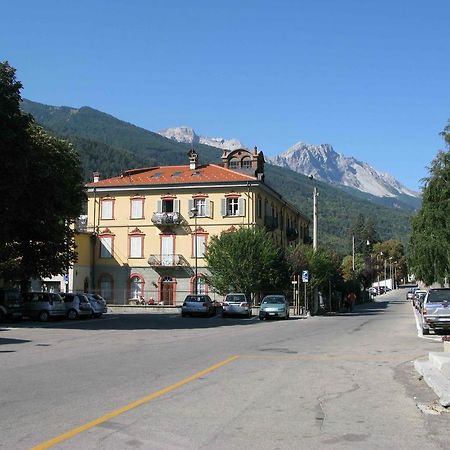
[302,270,309,283]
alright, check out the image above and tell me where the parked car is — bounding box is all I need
[85,293,107,318]
[181,295,215,317]
[21,292,66,322]
[259,295,290,320]
[222,293,252,317]
[60,292,93,319]
[413,290,427,310]
[368,287,378,297]
[421,288,450,335]
[0,289,23,322]
[406,289,415,300]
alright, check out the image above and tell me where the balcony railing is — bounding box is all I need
[148,254,189,267]
[264,215,278,231]
[151,212,182,226]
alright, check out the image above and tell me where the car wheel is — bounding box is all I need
[39,310,49,322]
[259,316,265,321]
[422,326,430,335]
[67,309,78,320]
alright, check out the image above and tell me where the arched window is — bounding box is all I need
[129,274,145,299]
[242,157,251,168]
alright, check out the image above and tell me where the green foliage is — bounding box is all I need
[341,254,366,282]
[0,63,85,288]
[204,227,289,295]
[408,122,450,285]
[287,243,341,292]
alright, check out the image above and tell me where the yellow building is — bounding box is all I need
[77,148,310,304]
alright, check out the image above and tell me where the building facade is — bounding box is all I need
[75,148,310,304]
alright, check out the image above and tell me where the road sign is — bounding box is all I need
[63,274,69,284]
[302,270,309,283]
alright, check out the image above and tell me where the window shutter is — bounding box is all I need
[188,199,194,217]
[131,199,143,219]
[205,199,212,218]
[102,200,113,219]
[221,199,227,217]
[156,200,162,213]
[238,198,246,216]
[174,200,180,213]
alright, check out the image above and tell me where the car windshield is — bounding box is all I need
[226,295,246,302]
[185,296,209,302]
[262,297,285,304]
[427,290,450,303]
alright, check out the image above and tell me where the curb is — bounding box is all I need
[414,358,450,407]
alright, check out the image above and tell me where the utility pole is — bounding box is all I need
[313,186,318,251]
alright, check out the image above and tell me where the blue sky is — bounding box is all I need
[2,0,449,191]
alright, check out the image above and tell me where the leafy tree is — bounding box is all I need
[204,227,289,297]
[341,254,366,282]
[287,243,341,293]
[408,121,450,285]
[0,62,85,290]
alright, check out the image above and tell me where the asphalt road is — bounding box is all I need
[1,290,449,449]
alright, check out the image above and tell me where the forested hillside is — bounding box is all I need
[21,99,413,254]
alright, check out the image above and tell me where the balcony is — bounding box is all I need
[148,254,189,267]
[264,215,278,231]
[151,212,182,226]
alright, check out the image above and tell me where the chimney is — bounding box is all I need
[93,172,100,183]
[253,146,258,155]
[188,149,199,170]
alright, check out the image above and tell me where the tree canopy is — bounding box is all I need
[408,121,450,285]
[0,62,85,289]
[204,227,289,297]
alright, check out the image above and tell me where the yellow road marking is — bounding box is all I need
[31,355,239,450]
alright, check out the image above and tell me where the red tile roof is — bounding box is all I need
[86,164,257,188]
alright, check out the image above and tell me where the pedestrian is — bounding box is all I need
[346,292,356,312]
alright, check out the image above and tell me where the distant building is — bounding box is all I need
[75,148,310,304]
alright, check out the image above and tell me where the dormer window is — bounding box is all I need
[242,157,252,168]
[229,159,239,169]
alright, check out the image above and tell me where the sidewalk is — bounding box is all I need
[415,351,450,406]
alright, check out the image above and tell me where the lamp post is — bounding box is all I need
[191,206,198,295]
[313,186,318,251]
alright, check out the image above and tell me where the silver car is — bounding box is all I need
[421,288,450,335]
[181,295,215,317]
[60,293,93,319]
[222,293,252,317]
[259,295,290,320]
[85,293,107,318]
[21,292,66,322]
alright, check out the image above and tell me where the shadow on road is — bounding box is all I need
[1,312,267,331]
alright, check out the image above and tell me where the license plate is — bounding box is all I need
[269,312,275,316]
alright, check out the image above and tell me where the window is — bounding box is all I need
[99,235,113,258]
[194,198,205,216]
[242,157,251,168]
[228,198,239,216]
[129,275,144,299]
[156,199,180,214]
[101,198,114,219]
[229,159,239,169]
[130,198,144,219]
[221,198,245,217]
[129,235,144,258]
[188,198,211,218]
[193,233,207,258]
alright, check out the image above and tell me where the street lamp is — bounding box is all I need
[191,206,198,295]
